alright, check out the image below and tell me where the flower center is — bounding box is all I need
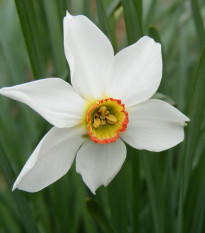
[93,106,117,129]
[87,98,129,144]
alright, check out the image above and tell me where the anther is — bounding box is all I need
[98,106,107,115]
[93,117,101,128]
[106,114,117,124]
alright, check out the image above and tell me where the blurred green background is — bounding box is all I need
[0,0,205,232]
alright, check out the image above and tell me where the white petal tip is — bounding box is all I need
[66,11,73,19]
[186,117,190,122]
[141,35,159,43]
[0,87,12,96]
[0,88,5,94]
[181,115,190,126]
[91,189,96,195]
[12,183,17,192]
[184,119,190,126]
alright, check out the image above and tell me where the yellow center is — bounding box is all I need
[87,98,128,144]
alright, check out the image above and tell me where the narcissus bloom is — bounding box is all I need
[0,12,189,194]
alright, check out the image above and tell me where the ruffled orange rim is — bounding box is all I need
[87,98,128,144]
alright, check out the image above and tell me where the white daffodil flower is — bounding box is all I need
[0,12,189,194]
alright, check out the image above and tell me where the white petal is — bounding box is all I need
[0,78,87,128]
[106,36,162,107]
[76,139,126,194]
[13,126,86,192]
[64,13,114,101]
[121,99,190,152]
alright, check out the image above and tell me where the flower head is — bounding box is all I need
[0,12,189,194]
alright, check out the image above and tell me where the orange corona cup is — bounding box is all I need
[87,98,128,144]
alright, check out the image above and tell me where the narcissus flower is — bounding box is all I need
[0,12,189,194]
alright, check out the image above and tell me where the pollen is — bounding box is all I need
[87,98,129,144]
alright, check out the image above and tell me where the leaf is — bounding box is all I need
[107,0,121,18]
[121,0,143,45]
[183,47,205,197]
[106,161,129,233]
[177,47,205,233]
[86,198,115,233]
[128,146,141,231]
[95,0,112,42]
[184,142,205,233]
[0,144,40,233]
[41,0,68,77]
[134,0,142,29]
[142,152,164,233]
[14,0,45,78]
[83,0,91,17]
[190,0,205,49]
[148,25,161,43]
[148,25,168,94]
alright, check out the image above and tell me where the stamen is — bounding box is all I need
[93,117,101,128]
[93,105,117,128]
[98,106,107,115]
[105,110,110,115]
[106,114,117,124]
